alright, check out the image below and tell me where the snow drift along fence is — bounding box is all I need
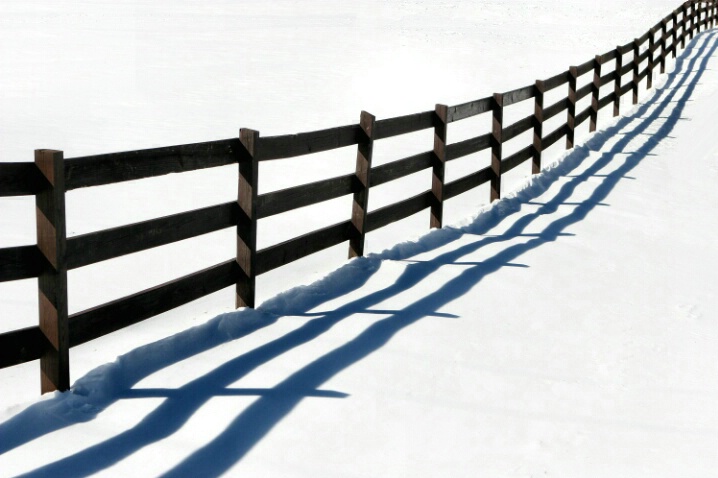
[1,0,716,395]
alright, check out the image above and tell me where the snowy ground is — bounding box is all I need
[1,1,717,477]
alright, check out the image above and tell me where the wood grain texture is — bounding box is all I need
[502,84,536,106]
[256,221,352,275]
[366,191,432,232]
[0,162,49,197]
[370,151,433,187]
[447,96,493,123]
[0,245,45,282]
[67,202,238,270]
[431,105,448,229]
[541,70,570,91]
[502,114,534,143]
[374,111,434,139]
[257,174,355,219]
[69,260,238,346]
[65,139,239,190]
[349,111,375,259]
[0,327,50,368]
[258,124,362,160]
[446,134,492,161]
[444,167,493,201]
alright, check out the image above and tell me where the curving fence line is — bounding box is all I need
[1,1,716,394]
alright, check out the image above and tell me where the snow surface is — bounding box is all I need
[1,1,717,476]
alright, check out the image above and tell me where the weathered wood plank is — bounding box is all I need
[620,81,634,97]
[575,105,592,127]
[543,124,569,149]
[258,125,362,161]
[66,202,238,270]
[445,133,492,161]
[600,70,618,87]
[575,58,595,76]
[598,92,617,111]
[620,62,634,77]
[501,145,535,174]
[65,138,239,190]
[567,66,578,149]
[447,96,493,123]
[575,83,593,102]
[69,260,238,346]
[256,221,352,275]
[0,327,50,368]
[444,167,493,201]
[257,174,354,219]
[491,94,503,201]
[533,80,545,174]
[502,114,534,143]
[543,98,569,121]
[618,41,634,55]
[542,70,570,91]
[502,84,535,107]
[0,245,45,282]
[597,49,618,64]
[0,162,48,197]
[366,191,433,233]
[373,111,435,140]
[369,151,433,187]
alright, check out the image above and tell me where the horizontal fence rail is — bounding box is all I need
[1,0,715,395]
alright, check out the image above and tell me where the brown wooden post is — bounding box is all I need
[689,1,696,40]
[566,67,577,149]
[672,11,679,58]
[660,20,668,74]
[632,39,640,105]
[236,129,259,309]
[431,104,448,228]
[614,47,623,117]
[349,111,375,257]
[590,55,601,132]
[647,27,655,90]
[532,80,544,174]
[681,4,688,49]
[490,93,503,202]
[35,149,69,393]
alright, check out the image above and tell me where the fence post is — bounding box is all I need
[431,104,448,228]
[689,1,696,40]
[35,149,69,393]
[590,55,601,132]
[647,27,655,90]
[349,111,375,257]
[672,11,679,58]
[236,129,259,309]
[490,94,503,202]
[681,4,688,49]
[532,80,544,174]
[614,47,623,117]
[566,67,577,149]
[632,38,640,105]
[660,19,668,74]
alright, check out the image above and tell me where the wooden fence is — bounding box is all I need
[1,1,716,394]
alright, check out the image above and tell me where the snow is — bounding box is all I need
[1,1,717,476]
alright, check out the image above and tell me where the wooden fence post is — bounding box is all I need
[566,67,577,149]
[689,1,696,40]
[672,11,679,58]
[490,94,503,202]
[431,104,448,228]
[614,47,623,117]
[35,149,69,393]
[349,111,375,257]
[236,129,259,309]
[647,27,656,90]
[590,55,601,132]
[532,80,544,174]
[660,19,668,74]
[681,4,688,49]
[632,38,640,105]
